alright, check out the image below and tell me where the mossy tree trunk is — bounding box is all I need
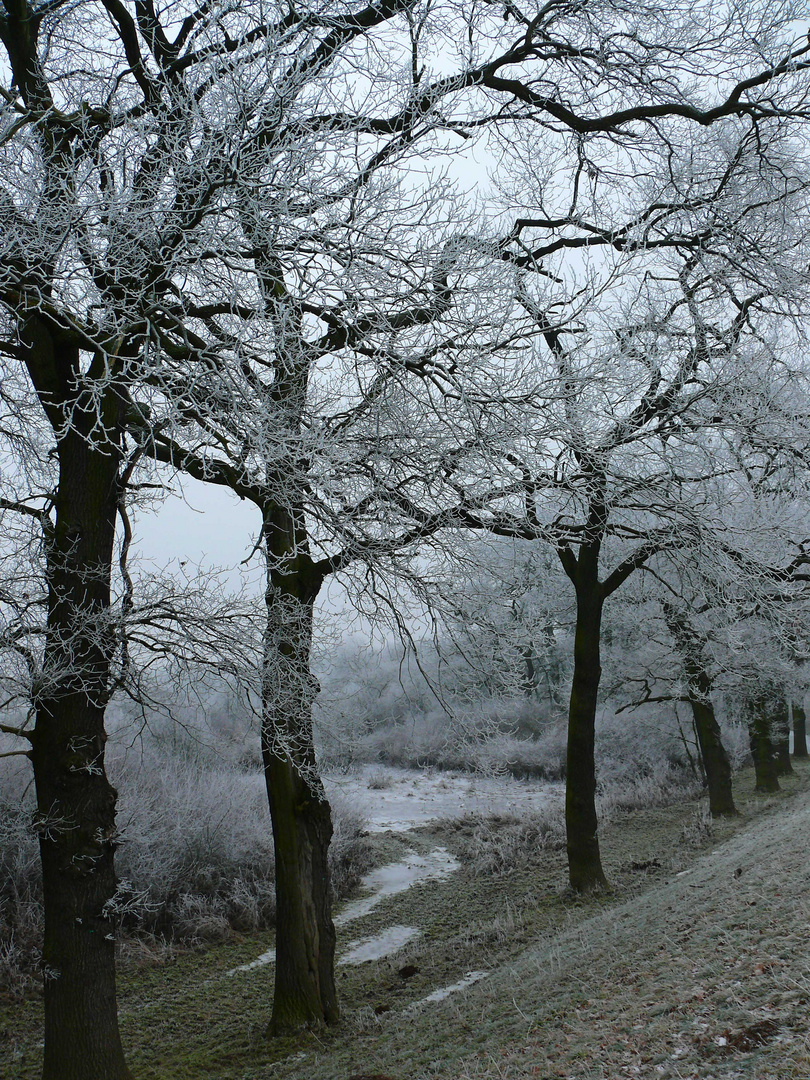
[663,604,736,816]
[793,701,808,758]
[261,505,338,1035]
[0,11,133,1074]
[24,320,132,1080]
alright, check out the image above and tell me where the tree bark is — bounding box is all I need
[25,329,131,1080]
[566,575,609,893]
[793,701,808,758]
[689,694,737,815]
[747,692,780,793]
[663,604,736,816]
[772,698,793,776]
[262,507,337,1035]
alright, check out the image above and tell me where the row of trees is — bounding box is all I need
[3,1,810,1076]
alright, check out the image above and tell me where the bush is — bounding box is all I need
[596,758,702,819]
[0,738,370,993]
[0,763,41,998]
[445,805,566,878]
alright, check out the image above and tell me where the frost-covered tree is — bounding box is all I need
[3,0,810,1070]
[437,115,810,890]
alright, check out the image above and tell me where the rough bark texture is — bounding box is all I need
[747,694,780,793]
[262,506,337,1035]
[663,605,736,816]
[566,576,609,893]
[793,702,808,758]
[25,327,131,1080]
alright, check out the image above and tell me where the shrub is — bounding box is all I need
[0,736,370,992]
[446,805,566,878]
[596,758,702,819]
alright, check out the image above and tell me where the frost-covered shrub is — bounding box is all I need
[108,748,277,940]
[328,786,374,900]
[719,718,751,770]
[0,760,41,997]
[0,732,369,991]
[446,805,566,877]
[597,758,702,819]
[679,804,714,847]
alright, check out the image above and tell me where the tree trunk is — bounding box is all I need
[747,693,780,793]
[262,508,337,1035]
[663,604,736,816]
[772,698,793,775]
[689,694,737,815]
[566,578,609,893]
[793,701,808,758]
[26,344,131,1080]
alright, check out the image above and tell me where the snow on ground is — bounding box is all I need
[334,846,459,924]
[325,763,561,832]
[226,946,276,975]
[410,970,490,1007]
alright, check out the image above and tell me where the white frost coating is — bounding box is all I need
[411,970,489,1006]
[226,846,459,975]
[338,925,420,965]
[226,946,275,975]
[325,766,561,833]
[334,847,460,925]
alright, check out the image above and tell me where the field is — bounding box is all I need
[2,762,809,1080]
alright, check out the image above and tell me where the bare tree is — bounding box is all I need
[438,113,810,889]
[3,0,810,1067]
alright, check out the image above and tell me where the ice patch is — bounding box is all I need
[335,847,460,925]
[225,946,275,976]
[325,765,561,833]
[410,970,489,1006]
[338,925,420,965]
[227,846,458,975]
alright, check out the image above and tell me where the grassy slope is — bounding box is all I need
[2,763,809,1079]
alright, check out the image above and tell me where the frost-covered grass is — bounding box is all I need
[440,805,566,878]
[3,762,808,1079]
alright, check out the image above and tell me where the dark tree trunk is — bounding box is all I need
[663,605,736,816]
[773,698,793,776]
[688,695,736,815]
[793,701,808,758]
[262,507,337,1035]
[747,693,780,793]
[566,575,609,893]
[25,327,131,1080]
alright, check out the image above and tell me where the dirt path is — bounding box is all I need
[270,779,810,1080]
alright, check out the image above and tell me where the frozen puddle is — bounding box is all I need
[326,764,561,833]
[410,970,489,1007]
[335,847,459,924]
[339,925,419,965]
[226,847,458,976]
